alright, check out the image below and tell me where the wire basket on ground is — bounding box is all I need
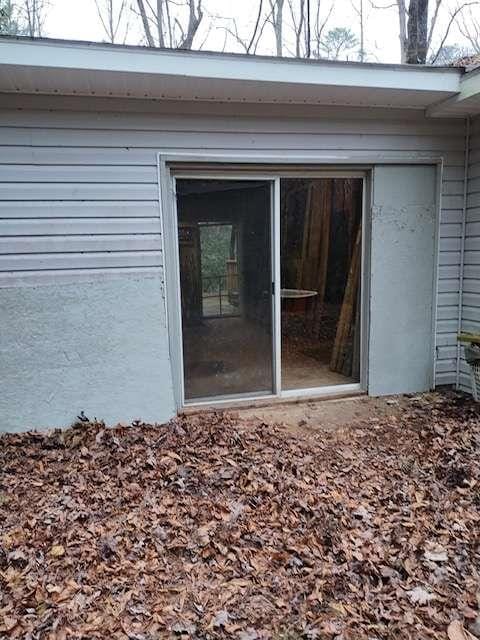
[471,361,480,402]
[459,335,480,402]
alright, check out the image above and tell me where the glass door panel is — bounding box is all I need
[176,178,274,401]
[280,178,363,390]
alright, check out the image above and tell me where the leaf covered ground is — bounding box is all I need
[1,393,480,639]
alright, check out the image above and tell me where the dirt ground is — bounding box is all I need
[234,393,413,433]
[1,391,479,640]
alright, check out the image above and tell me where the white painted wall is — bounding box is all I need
[459,116,480,391]
[0,95,467,429]
[369,166,437,395]
[0,273,175,432]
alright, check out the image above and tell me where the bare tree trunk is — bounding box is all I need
[426,0,441,54]
[406,0,428,63]
[359,0,365,61]
[396,0,408,62]
[95,0,129,44]
[179,0,203,49]
[289,0,305,57]
[157,0,165,47]
[136,0,155,46]
[25,0,38,36]
[270,0,285,56]
[312,0,333,58]
[247,0,265,53]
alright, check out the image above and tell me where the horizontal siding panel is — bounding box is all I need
[468,162,480,180]
[436,333,458,347]
[467,207,480,223]
[437,305,458,321]
[437,346,458,360]
[0,251,162,271]
[436,359,456,374]
[463,279,480,294]
[0,111,466,135]
[442,181,464,196]
[437,291,459,306]
[442,194,465,210]
[443,166,467,181]
[0,165,156,183]
[0,218,161,236]
[0,234,161,254]
[0,183,158,200]
[461,321,480,335]
[436,371,457,385]
[0,201,160,218]
[463,292,480,308]
[440,223,462,238]
[439,251,461,266]
[438,265,460,279]
[0,128,467,151]
[464,265,480,279]
[465,237,480,252]
[438,278,460,293]
[468,192,480,209]
[465,221,480,236]
[440,237,461,252]
[467,176,480,193]
[441,210,462,224]
[471,147,480,161]
[462,305,480,323]
[464,251,480,265]
[0,146,157,166]
[0,266,161,287]
[437,319,459,334]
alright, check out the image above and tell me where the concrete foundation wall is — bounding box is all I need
[0,273,175,432]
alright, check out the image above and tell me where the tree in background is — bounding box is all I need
[318,26,359,59]
[405,0,428,62]
[135,0,203,48]
[373,0,479,64]
[20,0,48,36]
[430,42,469,63]
[95,0,130,43]
[0,0,48,36]
[0,0,21,34]
[458,5,480,53]
[268,0,285,55]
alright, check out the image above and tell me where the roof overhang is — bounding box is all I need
[427,67,480,117]
[0,36,464,112]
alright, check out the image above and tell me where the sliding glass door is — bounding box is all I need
[176,178,274,401]
[173,173,363,404]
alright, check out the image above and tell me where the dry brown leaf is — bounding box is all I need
[448,620,479,640]
[49,544,65,557]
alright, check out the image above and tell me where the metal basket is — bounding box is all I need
[471,362,480,402]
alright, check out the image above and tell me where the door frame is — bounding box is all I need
[158,153,443,410]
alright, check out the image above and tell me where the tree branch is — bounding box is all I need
[430,1,480,63]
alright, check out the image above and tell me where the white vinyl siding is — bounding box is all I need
[459,116,480,391]
[0,98,467,388]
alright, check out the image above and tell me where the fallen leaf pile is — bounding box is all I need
[1,393,480,639]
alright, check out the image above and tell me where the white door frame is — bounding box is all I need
[158,152,443,409]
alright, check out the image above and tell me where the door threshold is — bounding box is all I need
[181,386,366,415]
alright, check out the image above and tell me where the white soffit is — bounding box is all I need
[0,37,462,110]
